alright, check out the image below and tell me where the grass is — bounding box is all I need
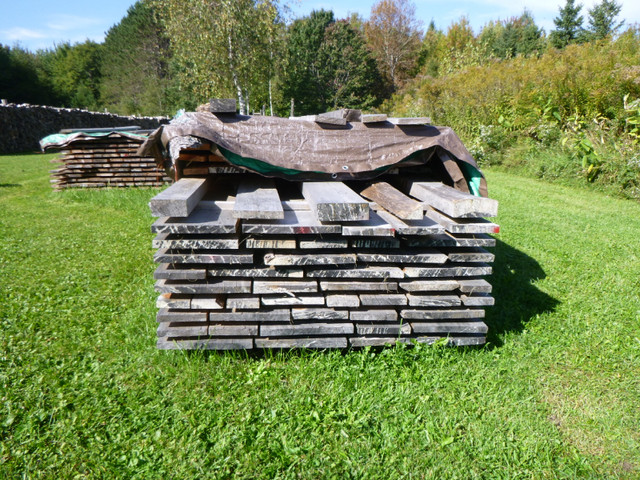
[1,153,639,479]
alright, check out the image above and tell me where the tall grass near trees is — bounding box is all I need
[1,153,639,478]
[389,29,640,199]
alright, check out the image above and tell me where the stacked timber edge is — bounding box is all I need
[150,175,499,350]
[41,127,171,190]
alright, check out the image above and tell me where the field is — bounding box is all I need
[1,153,639,479]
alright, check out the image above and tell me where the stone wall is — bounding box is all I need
[0,103,169,154]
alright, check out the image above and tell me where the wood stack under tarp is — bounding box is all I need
[144,104,499,350]
[41,128,171,190]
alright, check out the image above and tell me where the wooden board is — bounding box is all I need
[302,182,369,222]
[243,210,341,235]
[233,178,284,219]
[375,210,444,235]
[360,182,423,220]
[260,323,354,336]
[156,279,252,294]
[264,253,356,266]
[409,182,498,218]
[149,177,209,217]
[425,209,500,234]
[255,338,348,349]
[341,211,395,237]
[151,206,238,235]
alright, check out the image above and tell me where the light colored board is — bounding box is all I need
[349,337,411,347]
[360,182,423,220]
[156,293,190,309]
[356,251,447,264]
[350,310,398,321]
[226,296,261,310]
[154,264,206,280]
[403,265,492,278]
[425,209,500,234]
[320,281,398,292]
[291,308,349,320]
[306,267,404,279]
[208,324,258,336]
[260,323,354,337]
[406,294,461,307]
[153,249,253,264]
[255,338,348,349]
[291,114,346,125]
[261,295,325,306]
[447,249,495,263]
[458,279,492,294]
[359,294,407,306]
[157,338,253,350]
[461,293,495,306]
[326,295,360,307]
[245,237,296,249]
[149,177,209,217]
[191,296,225,309]
[155,279,252,294]
[414,336,486,346]
[409,182,498,218]
[411,321,488,334]
[233,178,284,219]
[361,114,388,123]
[341,211,394,237]
[387,117,431,125]
[399,280,459,292]
[157,324,208,337]
[156,309,207,323]
[356,323,411,335]
[152,234,239,250]
[400,309,485,320]
[375,209,444,235]
[209,310,290,322]
[299,238,348,249]
[253,280,318,294]
[242,210,341,235]
[264,253,356,266]
[302,182,369,222]
[207,268,304,278]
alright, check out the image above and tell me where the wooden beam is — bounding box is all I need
[302,182,369,222]
[149,177,209,217]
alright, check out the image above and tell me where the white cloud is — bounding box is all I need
[47,14,101,32]
[1,27,46,41]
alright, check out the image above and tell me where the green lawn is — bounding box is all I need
[1,153,639,479]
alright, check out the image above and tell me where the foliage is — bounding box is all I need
[586,0,624,40]
[364,0,422,91]
[1,153,639,478]
[487,11,545,58]
[100,1,173,116]
[549,0,585,49]
[0,45,56,105]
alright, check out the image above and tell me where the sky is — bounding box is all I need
[1,0,639,52]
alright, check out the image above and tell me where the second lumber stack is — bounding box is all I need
[149,174,499,350]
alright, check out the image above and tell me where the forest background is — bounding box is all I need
[1,0,639,199]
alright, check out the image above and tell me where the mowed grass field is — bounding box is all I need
[1,153,639,479]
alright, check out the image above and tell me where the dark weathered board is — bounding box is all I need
[410,321,488,334]
[403,265,492,278]
[264,253,356,266]
[302,182,369,222]
[355,323,411,335]
[406,294,462,307]
[207,268,304,278]
[157,338,254,350]
[253,280,318,294]
[245,237,297,249]
[151,207,238,235]
[306,267,404,279]
[261,295,325,306]
[154,263,207,280]
[350,309,398,321]
[460,293,495,306]
[149,177,210,217]
[156,279,252,294]
[398,280,459,292]
[458,279,493,293]
[225,296,261,310]
[243,210,341,235]
[233,178,284,219]
[208,310,291,322]
[291,308,349,320]
[387,117,431,125]
[359,294,408,306]
[319,281,399,292]
[356,251,447,264]
[260,323,354,336]
[154,249,253,264]
[341,211,394,237]
[400,309,485,320]
[426,209,500,234]
[360,182,423,220]
[375,210,444,235]
[255,338,348,349]
[152,233,240,250]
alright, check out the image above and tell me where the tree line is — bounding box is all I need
[0,0,629,117]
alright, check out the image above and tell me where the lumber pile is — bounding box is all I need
[150,174,499,350]
[44,129,171,190]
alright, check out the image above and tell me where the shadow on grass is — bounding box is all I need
[485,239,559,347]
[0,183,21,188]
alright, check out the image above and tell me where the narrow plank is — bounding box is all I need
[356,251,447,264]
[411,321,488,334]
[154,264,207,280]
[399,280,459,292]
[387,117,431,125]
[409,182,498,218]
[400,309,485,320]
[291,114,346,126]
[156,279,252,294]
[157,338,253,350]
[360,182,423,220]
[425,209,500,234]
[233,178,284,219]
[152,234,239,250]
[156,309,207,323]
[260,323,354,336]
[291,308,349,320]
[157,324,208,338]
[302,182,369,222]
[351,238,400,249]
[156,293,190,309]
[403,233,496,248]
[261,295,325,306]
[226,296,261,310]
[458,279,493,294]
[149,177,209,217]
[406,294,462,307]
[253,280,317,294]
[299,238,348,249]
[356,323,412,335]
[361,114,388,123]
[264,253,356,266]
[359,294,407,306]
[461,293,495,306]
[243,210,341,235]
[349,337,411,347]
[414,336,486,346]
[306,267,404,279]
[447,249,495,263]
[255,338,348,349]
[151,207,238,234]
[208,324,258,336]
[207,268,304,278]
[350,310,398,321]
[320,281,399,292]
[341,211,394,237]
[375,209,444,235]
[154,249,253,264]
[326,295,360,307]
[245,237,296,249]
[209,310,290,322]
[191,296,225,309]
[403,265,492,278]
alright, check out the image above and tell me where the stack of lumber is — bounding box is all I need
[47,130,171,190]
[149,174,499,350]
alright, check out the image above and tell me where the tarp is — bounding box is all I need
[139,112,488,197]
[40,131,148,151]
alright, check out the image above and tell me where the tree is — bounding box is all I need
[490,11,545,58]
[417,21,445,77]
[587,0,623,40]
[550,0,584,49]
[0,45,56,105]
[100,1,173,115]
[152,0,285,114]
[364,0,422,91]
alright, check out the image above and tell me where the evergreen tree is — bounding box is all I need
[587,0,623,40]
[491,11,544,58]
[549,0,584,49]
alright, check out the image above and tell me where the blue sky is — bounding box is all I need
[1,0,638,52]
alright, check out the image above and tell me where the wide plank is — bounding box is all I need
[302,182,369,222]
[409,182,498,218]
[360,182,423,220]
[233,178,284,219]
[149,177,209,217]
